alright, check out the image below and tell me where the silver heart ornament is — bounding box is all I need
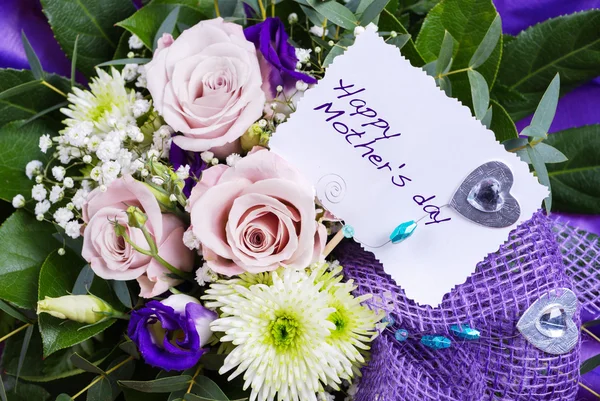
[450,161,520,228]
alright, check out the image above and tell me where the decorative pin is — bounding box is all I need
[516,288,578,355]
[450,324,481,340]
[449,161,520,228]
[421,335,452,350]
[395,328,409,342]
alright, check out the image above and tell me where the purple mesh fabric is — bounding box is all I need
[336,211,598,401]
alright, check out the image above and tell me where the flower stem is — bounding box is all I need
[41,80,68,98]
[140,226,194,282]
[257,0,267,20]
[186,364,203,393]
[0,323,32,343]
[213,0,220,17]
[579,382,600,399]
[506,138,544,153]
[72,356,135,399]
[436,67,472,79]
[583,326,600,344]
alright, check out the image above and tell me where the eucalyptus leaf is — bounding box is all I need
[21,31,44,80]
[307,0,357,30]
[72,265,95,295]
[359,0,391,26]
[71,35,79,87]
[581,353,600,375]
[489,99,518,142]
[119,376,193,393]
[526,145,552,212]
[56,394,73,401]
[0,300,30,323]
[0,79,43,100]
[422,60,436,76]
[481,106,492,129]
[0,211,58,309]
[119,341,140,359]
[438,76,451,96]
[299,5,326,27]
[435,30,454,76]
[467,69,489,120]
[110,280,132,309]
[378,8,424,66]
[21,102,69,126]
[469,14,501,68]
[87,377,113,401]
[16,324,35,383]
[495,10,600,120]
[189,376,229,400]
[117,1,210,49]
[416,0,502,108]
[96,58,152,67]
[38,250,116,356]
[70,353,107,376]
[544,125,600,213]
[523,73,560,137]
[154,6,181,50]
[0,376,6,401]
[41,0,136,78]
[323,37,354,67]
[388,34,411,51]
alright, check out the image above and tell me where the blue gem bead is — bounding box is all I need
[389,221,417,244]
[342,225,355,238]
[382,315,395,326]
[421,335,452,350]
[395,329,409,342]
[450,324,481,340]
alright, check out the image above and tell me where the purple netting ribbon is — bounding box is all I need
[337,211,600,401]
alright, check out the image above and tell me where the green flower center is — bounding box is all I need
[269,314,299,350]
[328,306,350,341]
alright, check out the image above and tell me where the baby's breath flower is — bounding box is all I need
[35,199,51,215]
[65,220,82,239]
[32,184,47,201]
[63,177,74,188]
[274,113,286,123]
[72,188,89,210]
[52,166,66,182]
[12,194,25,208]
[175,165,190,180]
[195,263,217,286]
[26,160,43,180]
[225,153,241,167]
[49,185,64,203]
[200,151,214,163]
[128,34,144,50]
[182,229,200,250]
[309,25,326,37]
[53,207,74,228]
[58,248,66,256]
[39,134,52,153]
[288,12,298,24]
[35,175,43,184]
[122,64,139,82]
[296,80,309,91]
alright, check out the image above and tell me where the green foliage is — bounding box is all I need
[0,211,58,309]
[0,69,70,128]
[41,0,135,78]
[378,8,425,66]
[581,353,600,375]
[544,125,600,214]
[488,100,518,141]
[117,0,208,50]
[120,376,193,393]
[495,10,600,121]
[21,31,45,80]
[307,0,357,30]
[416,0,502,108]
[0,120,50,203]
[38,250,117,356]
[520,74,560,138]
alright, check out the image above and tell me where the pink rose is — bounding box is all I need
[82,175,193,298]
[189,148,326,275]
[145,18,265,156]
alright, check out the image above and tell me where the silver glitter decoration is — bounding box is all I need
[517,288,578,355]
[450,161,520,228]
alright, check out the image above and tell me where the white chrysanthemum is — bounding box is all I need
[205,269,351,401]
[61,67,138,134]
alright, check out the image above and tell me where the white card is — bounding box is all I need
[269,30,548,306]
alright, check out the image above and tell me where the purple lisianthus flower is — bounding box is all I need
[128,294,216,371]
[170,142,207,197]
[244,17,316,99]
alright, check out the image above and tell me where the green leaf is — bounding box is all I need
[96,58,152,67]
[189,376,229,400]
[435,30,454,76]
[388,34,411,50]
[0,211,58,309]
[0,120,50,203]
[299,4,325,27]
[0,300,30,323]
[119,376,193,393]
[323,37,354,67]
[5,381,50,401]
[469,14,501,68]
[526,145,552,212]
[119,341,140,359]
[416,0,502,107]
[110,280,132,309]
[117,0,207,50]
[70,353,107,376]
[307,0,357,30]
[154,6,181,50]
[72,265,95,295]
[0,376,6,401]
[481,106,492,128]
[38,250,116,356]
[543,125,600,214]
[0,79,43,100]
[521,73,560,138]
[0,69,71,127]
[516,142,568,164]
[489,99,518,141]
[379,8,425,66]
[56,394,73,401]
[359,0,390,26]
[87,377,113,401]
[41,0,136,78]
[467,69,489,120]
[496,10,600,120]
[198,353,226,371]
[581,353,600,375]
[16,323,35,382]
[71,35,79,87]
[21,31,44,80]
[438,75,452,96]
[22,102,69,126]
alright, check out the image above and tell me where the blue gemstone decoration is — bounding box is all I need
[450,324,481,340]
[389,221,417,244]
[342,225,355,238]
[382,315,395,326]
[395,329,409,342]
[421,335,452,350]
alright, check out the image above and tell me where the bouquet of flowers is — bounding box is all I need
[0,0,599,400]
